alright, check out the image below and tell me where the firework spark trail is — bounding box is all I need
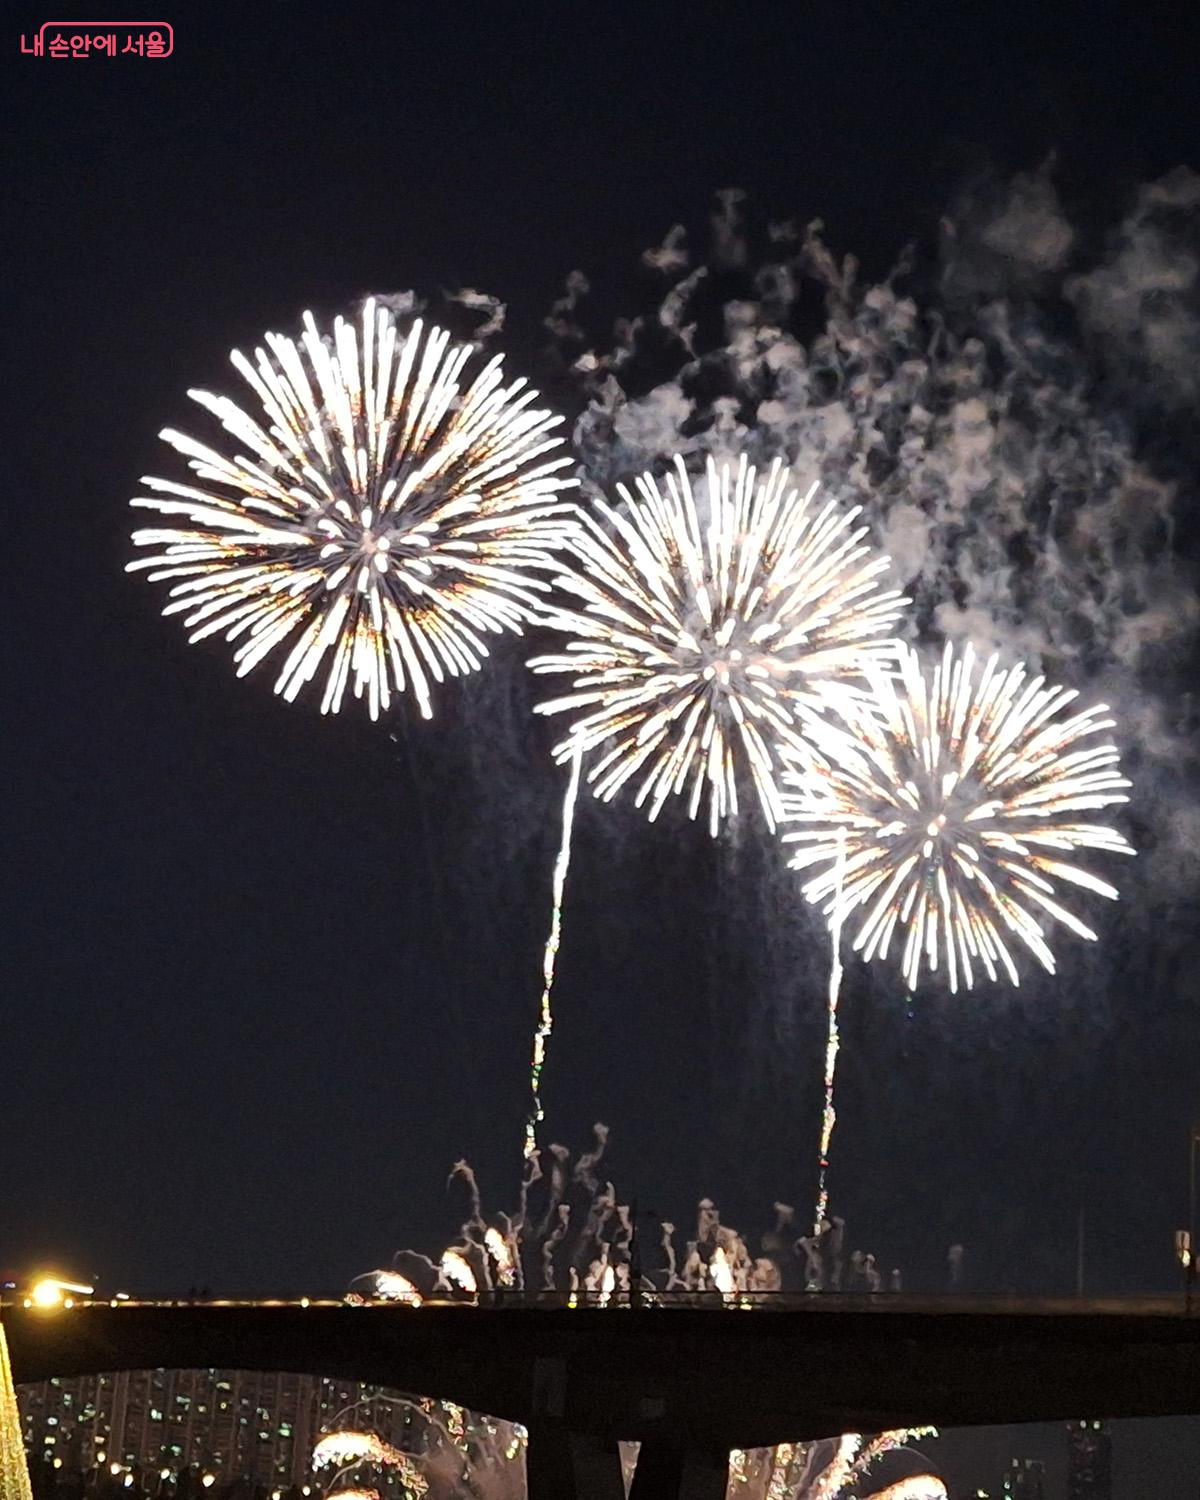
[531,453,905,836]
[0,1324,32,1500]
[813,830,846,1233]
[128,300,576,720]
[365,1132,944,1497]
[523,735,585,1160]
[782,642,1135,992]
[524,450,902,1158]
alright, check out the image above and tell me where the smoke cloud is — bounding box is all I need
[546,166,1200,881]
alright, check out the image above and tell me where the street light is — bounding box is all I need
[27,1277,94,1309]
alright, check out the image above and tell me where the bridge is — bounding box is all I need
[5,1297,1200,1499]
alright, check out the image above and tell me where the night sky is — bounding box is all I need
[5,3,1200,1493]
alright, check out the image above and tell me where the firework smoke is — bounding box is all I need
[544,173,1200,927]
[554,176,1199,690]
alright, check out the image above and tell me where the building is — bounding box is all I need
[1002,1457,1044,1500]
[1066,1420,1112,1500]
[17,1372,419,1490]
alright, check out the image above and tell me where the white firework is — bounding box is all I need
[781,642,1135,992]
[128,299,576,720]
[531,453,906,834]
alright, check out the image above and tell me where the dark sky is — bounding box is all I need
[5,2,1200,1493]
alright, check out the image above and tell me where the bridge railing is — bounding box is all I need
[14,1290,1190,1315]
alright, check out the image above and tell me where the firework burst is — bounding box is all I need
[128,300,576,720]
[531,453,906,834]
[782,642,1135,992]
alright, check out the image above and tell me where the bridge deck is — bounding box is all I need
[4,1297,1198,1453]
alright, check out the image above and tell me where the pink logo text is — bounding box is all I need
[20,21,173,57]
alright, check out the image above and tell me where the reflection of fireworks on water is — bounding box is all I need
[128,300,575,720]
[313,1429,427,1499]
[350,1128,944,1499]
[532,454,905,835]
[314,1396,522,1500]
[727,1432,945,1500]
[314,1433,404,1470]
[782,642,1135,993]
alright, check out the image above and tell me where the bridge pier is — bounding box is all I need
[525,1431,728,1500]
[628,1443,729,1500]
[525,1428,625,1500]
